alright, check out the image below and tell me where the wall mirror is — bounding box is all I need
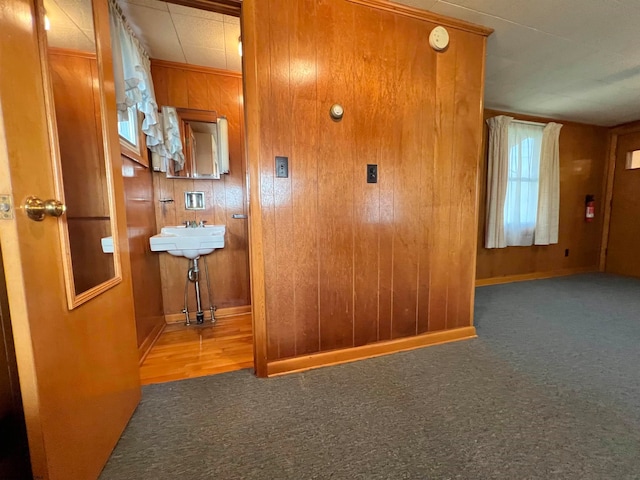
[38,0,121,308]
[166,108,230,180]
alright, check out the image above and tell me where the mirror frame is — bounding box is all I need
[166,108,219,179]
[35,0,123,309]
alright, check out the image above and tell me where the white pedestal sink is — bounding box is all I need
[149,225,225,259]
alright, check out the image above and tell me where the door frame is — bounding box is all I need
[600,120,640,271]
[239,0,268,377]
[159,0,269,377]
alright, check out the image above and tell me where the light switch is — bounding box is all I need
[367,164,378,184]
[276,156,289,178]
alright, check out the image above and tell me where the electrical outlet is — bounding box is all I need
[367,164,378,183]
[275,156,288,178]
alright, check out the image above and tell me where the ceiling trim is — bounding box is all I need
[347,0,493,36]
[151,58,242,78]
[609,120,640,135]
[162,0,241,17]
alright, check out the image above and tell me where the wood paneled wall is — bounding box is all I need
[121,157,165,357]
[476,110,608,281]
[150,61,250,314]
[605,128,640,277]
[247,0,489,363]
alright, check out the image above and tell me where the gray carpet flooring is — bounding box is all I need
[101,273,640,479]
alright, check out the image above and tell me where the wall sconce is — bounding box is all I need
[238,36,242,57]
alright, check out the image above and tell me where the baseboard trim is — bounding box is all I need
[164,305,252,324]
[266,326,477,377]
[475,266,597,287]
[138,319,166,365]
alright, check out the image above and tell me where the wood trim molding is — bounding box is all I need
[599,132,618,271]
[468,36,489,330]
[163,0,241,17]
[609,119,640,135]
[241,0,269,378]
[475,266,597,287]
[164,305,252,324]
[150,59,242,78]
[48,47,96,60]
[267,327,477,377]
[138,320,165,364]
[346,0,493,36]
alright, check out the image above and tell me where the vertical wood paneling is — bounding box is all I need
[428,29,458,332]
[352,6,383,347]
[150,64,250,313]
[249,0,487,361]
[416,22,437,336]
[187,71,211,110]
[316,0,356,352]
[391,15,423,339]
[122,157,165,352]
[153,66,169,107]
[453,32,485,327]
[269,1,296,358]
[291,0,320,355]
[219,76,250,305]
[167,67,188,108]
[376,12,399,343]
[254,0,279,360]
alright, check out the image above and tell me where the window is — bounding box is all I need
[117,105,149,167]
[504,123,544,246]
[485,116,562,249]
[118,105,139,148]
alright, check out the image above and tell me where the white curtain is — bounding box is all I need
[485,115,512,248]
[150,107,185,172]
[535,123,563,245]
[108,0,162,149]
[504,123,543,246]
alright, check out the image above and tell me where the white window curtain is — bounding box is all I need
[504,123,543,246]
[150,107,185,172]
[485,115,512,248]
[535,123,563,245]
[485,116,562,249]
[108,0,162,150]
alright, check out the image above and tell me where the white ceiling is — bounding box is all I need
[398,0,640,126]
[45,0,96,51]
[46,0,640,126]
[119,0,242,73]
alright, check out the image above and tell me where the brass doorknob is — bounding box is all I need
[24,196,66,222]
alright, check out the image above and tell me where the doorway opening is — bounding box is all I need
[110,0,253,384]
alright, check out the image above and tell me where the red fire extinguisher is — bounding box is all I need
[585,195,595,222]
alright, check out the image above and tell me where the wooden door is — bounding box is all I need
[0,0,140,479]
[606,132,640,276]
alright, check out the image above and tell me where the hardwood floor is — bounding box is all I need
[139,313,254,385]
